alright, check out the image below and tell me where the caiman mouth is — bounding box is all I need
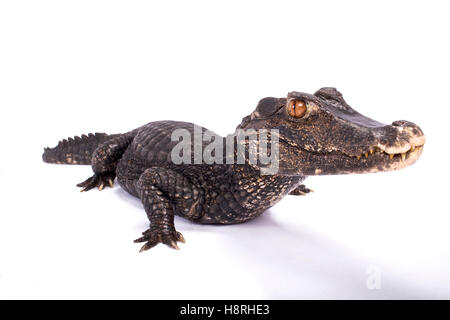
[350,143,424,162]
[342,143,425,174]
[343,124,426,172]
[279,136,425,175]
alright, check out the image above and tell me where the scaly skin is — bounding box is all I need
[43,88,425,252]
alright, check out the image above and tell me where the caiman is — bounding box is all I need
[43,88,425,252]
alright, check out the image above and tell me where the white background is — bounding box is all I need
[0,0,449,299]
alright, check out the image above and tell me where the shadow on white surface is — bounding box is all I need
[112,187,428,299]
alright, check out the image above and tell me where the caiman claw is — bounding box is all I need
[77,172,115,192]
[134,229,185,252]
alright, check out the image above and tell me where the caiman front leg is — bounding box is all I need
[289,184,313,196]
[77,133,134,192]
[134,167,203,252]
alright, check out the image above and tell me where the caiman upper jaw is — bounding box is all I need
[278,118,425,176]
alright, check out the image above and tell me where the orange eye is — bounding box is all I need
[288,100,307,118]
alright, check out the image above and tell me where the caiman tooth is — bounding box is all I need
[389,154,394,160]
[364,152,368,158]
[410,145,415,152]
[357,155,361,160]
[401,153,406,161]
[370,148,374,154]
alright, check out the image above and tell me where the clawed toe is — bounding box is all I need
[138,241,159,252]
[290,184,313,196]
[77,173,115,192]
[176,232,185,243]
[134,229,185,252]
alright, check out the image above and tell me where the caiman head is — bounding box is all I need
[237,87,425,176]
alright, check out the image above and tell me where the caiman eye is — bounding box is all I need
[288,100,307,118]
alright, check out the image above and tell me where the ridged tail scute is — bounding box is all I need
[43,133,113,165]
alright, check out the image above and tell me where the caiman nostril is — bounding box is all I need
[391,120,425,138]
[392,120,409,127]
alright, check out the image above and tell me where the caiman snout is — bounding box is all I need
[379,120,425,155]
[355,119,426,171]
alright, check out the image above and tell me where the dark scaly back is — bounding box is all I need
[43,133,120,165]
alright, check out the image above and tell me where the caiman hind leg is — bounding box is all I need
[78,133,135,192]
[134,167,203,252]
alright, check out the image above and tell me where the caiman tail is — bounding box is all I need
[43,133,118,165]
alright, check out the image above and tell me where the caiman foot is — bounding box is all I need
[77,172,115,192]
[289,184,314,196]
[134,228,185,252]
